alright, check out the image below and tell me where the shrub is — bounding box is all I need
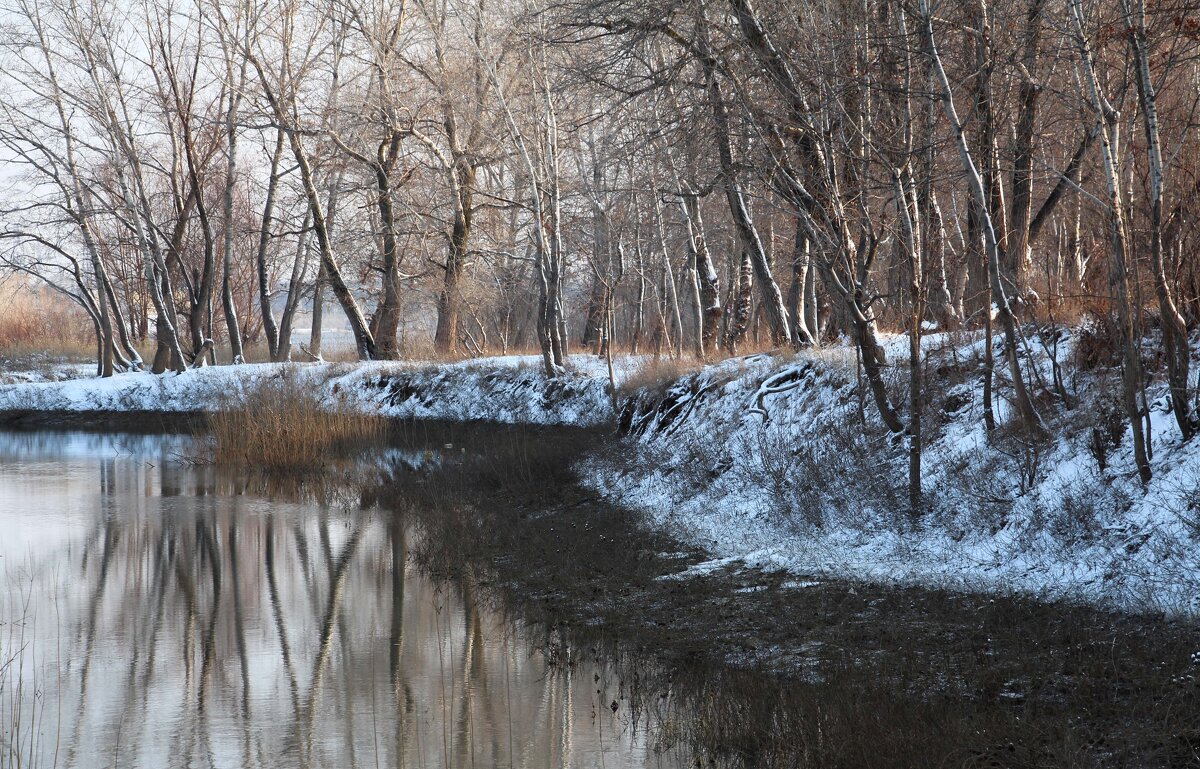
[1044,476,1132,547]
[1081,390,1126,473]
[1074,313,1123,371]
[742,409,906,534]
[208,373,384,470]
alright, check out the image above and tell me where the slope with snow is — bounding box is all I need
[0,357,615,427]
[591,331,1200,615]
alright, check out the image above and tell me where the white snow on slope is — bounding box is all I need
[0,357,616,426]
[587,333,1200,616]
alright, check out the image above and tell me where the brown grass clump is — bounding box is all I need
[616,355,706,397]
[209,374,385,470]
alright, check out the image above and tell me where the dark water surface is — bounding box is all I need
[0,430,682,769]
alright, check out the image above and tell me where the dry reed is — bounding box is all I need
[208,374,385,470]
[0,280,95,360]
[616,355,707,396]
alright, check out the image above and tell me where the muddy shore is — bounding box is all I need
[369,422,1200,768]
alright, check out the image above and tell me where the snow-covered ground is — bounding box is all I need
[2,337,1198,615]
[588,331,1200,616]
[0,356,620,426]
[0,360,94,385]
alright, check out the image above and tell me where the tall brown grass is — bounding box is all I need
[616,355,708,397]
[209,374,385,470]
[0,279,95,360]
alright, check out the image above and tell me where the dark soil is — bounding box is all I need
[0,409,207,432]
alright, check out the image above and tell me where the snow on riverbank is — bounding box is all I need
[588,332,1200,616]
[0,356,617,426]
[3,338,1199,615]
[0,360,94,385]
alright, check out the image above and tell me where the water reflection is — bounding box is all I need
[0,430,680,769]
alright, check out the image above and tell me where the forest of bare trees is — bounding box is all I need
[4,0,1200,493]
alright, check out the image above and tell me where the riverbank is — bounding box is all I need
[376,421,1200,769]
[3,328,1200,615]
[0,357,615,426]
[593,333,1200,616]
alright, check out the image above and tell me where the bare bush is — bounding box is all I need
[1160,473,1200,540]
[1074,315,1124,372]
[744,414,906,533]
[207,372,385,470]
[1081,391,1127,473]
[933,449,1017,535]
[1037,476,1133,547]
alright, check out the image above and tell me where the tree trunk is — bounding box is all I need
[257,129,285,360]
[788,222,815,346]
[631,266,646,354]
[371,136,407,360]
[100,268,139,369]
[183,151,218,368]
[923,2,1043,433]
[582,275,606,353]
[895,168,925,521]
[117,164,186,374]
[1069,0,1152,481]
[725,250,753,354]
[920,55,957,330]
[275,213,313,362]
[221,83,244,364]
[310,261,326,359]
[583,162,610,353]
[434,159,475,355]
[703,59,790,347]
[1007,0,1045,293]
[683,193,721,355]
[1125,0,1193,440]
[290,137,375,360]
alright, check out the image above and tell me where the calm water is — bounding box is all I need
[0,430,682,769]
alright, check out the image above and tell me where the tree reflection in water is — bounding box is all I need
[0,430,679,769]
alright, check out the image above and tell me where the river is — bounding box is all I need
[0,429,683,769]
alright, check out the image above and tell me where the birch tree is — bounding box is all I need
[921,0,1043,433]
[1068,0,1152,481]
[1122,0,1194,440]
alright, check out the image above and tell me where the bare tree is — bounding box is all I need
[922,0,1043,434]
[246,0,379,360]
[1122,0,1194,440]
[1068,0,1151,481]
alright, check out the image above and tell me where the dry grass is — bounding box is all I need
[396,337,604,364]
[616,354,708,396]
[208,373,385,470]
[396,335,477,362]
[0,279,95,361]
